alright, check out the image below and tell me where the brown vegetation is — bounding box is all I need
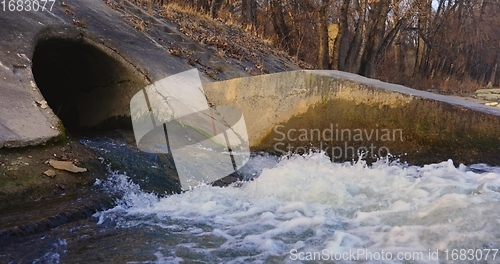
[130,0,499,95]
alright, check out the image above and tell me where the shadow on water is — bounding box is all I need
[78,130,183,196]
[78,129,244,195]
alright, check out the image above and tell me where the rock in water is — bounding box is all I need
[48,159,87,173]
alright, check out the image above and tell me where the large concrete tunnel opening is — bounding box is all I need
[32,38,148,134]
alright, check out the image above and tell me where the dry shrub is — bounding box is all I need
[378,63,482,96]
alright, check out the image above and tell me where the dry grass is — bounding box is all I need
[379,69,482,96]
[164,2,211,20]
[107,0,312,78]
[377,58,484,96]
[158,3,312,73]
[128,16,147,32]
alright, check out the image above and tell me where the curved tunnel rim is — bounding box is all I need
[32,26,151,84]
[31,26,152,133]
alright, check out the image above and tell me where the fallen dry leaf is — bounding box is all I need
[49,159,87,173]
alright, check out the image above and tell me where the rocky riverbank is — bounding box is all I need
[476,89,500,107]
[0,138,113,239]
[0,139,107,209]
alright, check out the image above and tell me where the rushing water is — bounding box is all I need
[2,139,500,263]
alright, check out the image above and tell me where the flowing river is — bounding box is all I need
[1,133,499,263]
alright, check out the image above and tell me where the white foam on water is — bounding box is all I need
[95,152,500,263]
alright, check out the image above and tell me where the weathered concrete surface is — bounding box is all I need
[204,70,500,165]
[0,0,306,148]
[0,0,197,148]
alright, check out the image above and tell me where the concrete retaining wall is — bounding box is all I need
[204,70,500,165]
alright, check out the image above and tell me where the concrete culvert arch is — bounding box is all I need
[32,38,148,133]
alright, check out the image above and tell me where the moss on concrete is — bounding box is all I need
[257,97,500,165]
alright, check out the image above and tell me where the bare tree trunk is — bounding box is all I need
[317,0,330,69]
[378,18,405,56]
[414,33,425,75]
[487,61,498,88]
[242,0,258,31]
[210,0,223,19]
[345,0,366,73]
[395,40,406,76]
[270,0,291,51]
[242,0,248,24]
[414,0,432,75]
[331,0,349,70]
[360,0,390,77]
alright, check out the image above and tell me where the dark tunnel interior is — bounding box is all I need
[32,39,147,134]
